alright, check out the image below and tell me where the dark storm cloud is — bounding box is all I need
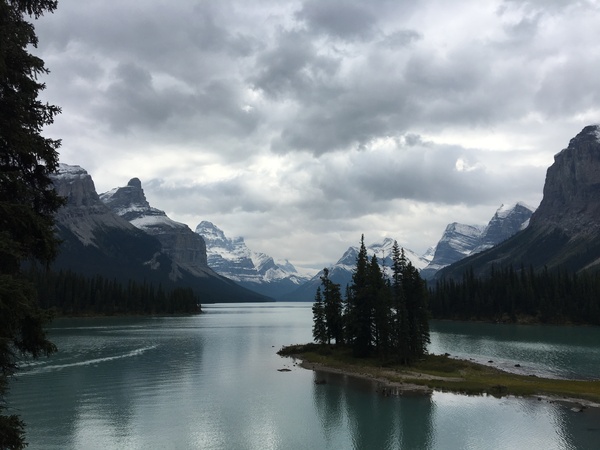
[95,62,262,137]
[250,29,340,99]
[534,56,600,117]
[379,30,422,48]
[309,138,545,209]
[296,0,378,40]
[146,176,275,216]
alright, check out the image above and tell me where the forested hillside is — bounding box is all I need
[430,265,600,325]
[28,268,201,315]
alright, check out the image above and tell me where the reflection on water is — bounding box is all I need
[8,304,600,449]
[310,369,600,450]
[429,320,600,380]
[312,371,435,450]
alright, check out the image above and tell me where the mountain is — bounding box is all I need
[474,202,535,253]
[437,125,600,280]
[100,178,211,278]
[50,164,269,303]
[420,223,485,279]
[50,164,165,279]
[421,203,534,279]
[195,221,311,298]
[285,237,428,301]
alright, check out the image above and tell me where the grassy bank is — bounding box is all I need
[278,343,600,404]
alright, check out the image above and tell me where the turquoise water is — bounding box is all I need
[8,303,600,449]
[429,320,600,380]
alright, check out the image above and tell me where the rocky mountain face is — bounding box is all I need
[50,164,269,303]
[437,125,600,280]
[100,178,209,277]
[285,237,429,302]
[421,203,534,279]
[195,221,310,298]
[51,164,136,246]
[529,125,600,235]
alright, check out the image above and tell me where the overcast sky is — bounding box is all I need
[34,0,600,271]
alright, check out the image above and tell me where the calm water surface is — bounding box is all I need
[8,303,600,449]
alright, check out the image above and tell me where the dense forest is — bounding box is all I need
[430,265,600,325]
[27,267,202,315]
[312,236,430,363]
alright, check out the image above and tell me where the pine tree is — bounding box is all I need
[1,1,61,447]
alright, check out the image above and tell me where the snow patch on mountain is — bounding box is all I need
[100,178,211,277]
[422,245,436,264]
[130,215,188,230]
[593,124,600,143]
[99,178,187,232]
[51,164,139,247]
[421,202,535,279]
[54,163,87,179]
[195,221,310,288]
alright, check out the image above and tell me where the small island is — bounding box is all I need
[283,236,600,409]
[278,343,600,408]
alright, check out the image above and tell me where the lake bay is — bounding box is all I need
[9,303,600,449]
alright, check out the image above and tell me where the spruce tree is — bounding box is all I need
[1,2,62,446]
[369,254,391,359]
[391,241,410,363]
[403,260,430,360]
[320,268,343,344]
[348,235,373,357]
[312,287,327,345]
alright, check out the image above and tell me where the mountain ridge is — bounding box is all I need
[421,202,535,279]
[437,125,600,280]
[50,164,270,303]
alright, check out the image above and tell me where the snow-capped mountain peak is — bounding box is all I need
[100,178,187,231]
[421,202,535,279]
[195,221,311,298]
[100,177,210,277]
[284,237,428,301]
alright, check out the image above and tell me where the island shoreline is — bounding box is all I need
[279,345,600,410]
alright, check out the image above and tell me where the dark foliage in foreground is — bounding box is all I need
[1,1,61,447]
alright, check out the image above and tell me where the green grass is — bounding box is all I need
[278,344,600,403]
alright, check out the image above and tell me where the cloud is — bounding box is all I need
[296,0,378,40]
[30,0,600,268]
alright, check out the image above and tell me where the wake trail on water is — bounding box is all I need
[17,345,158,376]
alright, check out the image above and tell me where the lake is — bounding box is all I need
[8,303,600,449]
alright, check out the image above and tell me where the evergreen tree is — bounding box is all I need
[312,236,431,363]
[0,1,61,447]
[391,241,410,363]
[320,268,344,344]
[429,264,600,325]
[312,287,327,344]
[403,260,430,360]
[347,235,373,357]
[369,254,391,359]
